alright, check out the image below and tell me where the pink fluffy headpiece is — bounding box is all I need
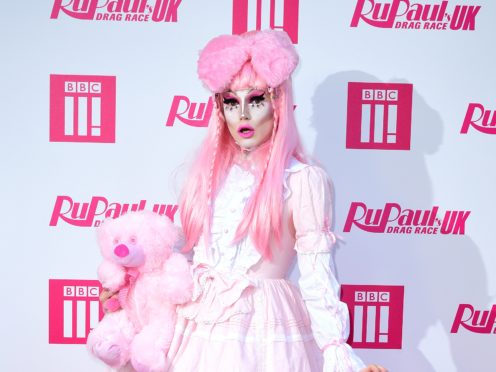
[197,30,299,93]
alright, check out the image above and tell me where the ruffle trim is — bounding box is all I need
[294,230,337,254]
[322,342,367,372]
[283,157,310,200]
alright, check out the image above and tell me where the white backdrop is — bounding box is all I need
[1,1,495,371]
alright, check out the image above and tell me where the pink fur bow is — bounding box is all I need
[197,30,299,93]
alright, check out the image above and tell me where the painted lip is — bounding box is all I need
[238,125,255,138]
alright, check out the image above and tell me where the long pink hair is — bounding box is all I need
[179,62,307,259]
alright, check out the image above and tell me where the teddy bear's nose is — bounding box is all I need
[114,244,130,258]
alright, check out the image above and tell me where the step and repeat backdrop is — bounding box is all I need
[2,1,495,371]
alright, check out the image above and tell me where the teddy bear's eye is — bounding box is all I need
[113,238,120,245]
[130,236,137,244]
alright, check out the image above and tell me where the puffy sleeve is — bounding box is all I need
[288,165,366,372]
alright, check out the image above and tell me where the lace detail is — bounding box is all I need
[194,159,308,273]
[194,164,261,273]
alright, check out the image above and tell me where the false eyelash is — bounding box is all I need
[249,94,266,104]
[223,98,239,106]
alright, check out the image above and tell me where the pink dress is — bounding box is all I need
[166,159,366,372]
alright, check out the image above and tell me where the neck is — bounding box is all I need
[233,140,271,171]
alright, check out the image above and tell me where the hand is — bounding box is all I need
[360,365,387,372]
[99,288,120,313]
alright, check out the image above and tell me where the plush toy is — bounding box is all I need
[87,210,193,372]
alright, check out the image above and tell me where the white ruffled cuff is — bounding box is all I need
[297,251,366,372]
[322,343,366,372]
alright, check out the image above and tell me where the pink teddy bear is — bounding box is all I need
[87,210,193,372]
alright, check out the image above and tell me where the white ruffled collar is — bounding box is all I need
[193,157,310,273]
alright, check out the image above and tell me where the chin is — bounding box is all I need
[236,138,257,149]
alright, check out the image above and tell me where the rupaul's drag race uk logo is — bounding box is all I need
[347,83,413,150]
[341,285,404,349]
[351,0,481,31]
[460,103,496,135]
[232,0,299,43]
[49,196,178,227]
[451,304,496,334]
[343,202,471,235]
[49,279,103,344]
[50,0,182,23]
[166,95,213,127]
[50,75,116,143]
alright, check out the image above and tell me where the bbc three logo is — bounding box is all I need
[346,82,413,150]
[49,279,103,344]
[49,74,116,143]
[232,0,299,43]
[341,284,404,349]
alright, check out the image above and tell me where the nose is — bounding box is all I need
[240,100,250,120]
[114,244,129,258]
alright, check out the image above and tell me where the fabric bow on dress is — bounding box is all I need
[177,263,256,324]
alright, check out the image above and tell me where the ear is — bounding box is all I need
[143,211,179,250]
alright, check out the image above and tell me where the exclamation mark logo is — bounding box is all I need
[341,284,404,349]
[49,279,104,344]
[50,75,116,143]
[232,0,299,43]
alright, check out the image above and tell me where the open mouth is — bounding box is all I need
[238,125,255,138]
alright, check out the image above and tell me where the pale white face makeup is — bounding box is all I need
[221,88,274,151]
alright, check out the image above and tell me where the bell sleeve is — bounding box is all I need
[288,165,366,372]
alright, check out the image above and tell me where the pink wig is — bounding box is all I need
[179,30,307,259]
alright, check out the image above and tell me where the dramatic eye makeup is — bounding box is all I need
[222,93,239,108]
[222,90,267,111]
[247,90,266,106]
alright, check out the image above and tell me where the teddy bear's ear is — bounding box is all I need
[146,212,178,249]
